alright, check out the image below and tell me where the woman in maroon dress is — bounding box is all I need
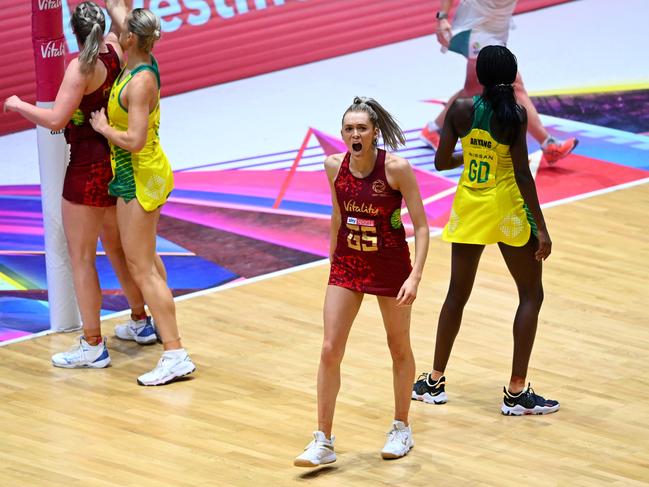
[295,97,429,466]
[4,1,155,368]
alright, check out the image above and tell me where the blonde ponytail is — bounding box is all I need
[78,22,102,74]
[71,2,106,75]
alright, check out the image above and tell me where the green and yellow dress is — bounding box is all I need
[443,96,536,246]
[106,56,173,211]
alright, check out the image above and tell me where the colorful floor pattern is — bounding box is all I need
[1,88,648,344]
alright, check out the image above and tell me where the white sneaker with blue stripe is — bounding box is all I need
[114,316,158,344]
[51,336,111,369]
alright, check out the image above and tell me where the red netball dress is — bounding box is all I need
[63,44,121,207]
[328,149,412,297]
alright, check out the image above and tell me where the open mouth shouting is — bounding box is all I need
[352,143,363,152]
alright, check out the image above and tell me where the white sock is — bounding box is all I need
[426,121,440,132]
[162,348,187,359]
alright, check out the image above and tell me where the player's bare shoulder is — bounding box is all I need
[385,152,414,190]
[324,153,345,179]
[385,152,412,174]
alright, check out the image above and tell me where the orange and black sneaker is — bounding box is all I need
[541,137,579,164]
[420,123,441,151]
[501,384,560,416]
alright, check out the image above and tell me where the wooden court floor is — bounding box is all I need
[1,184,648,486]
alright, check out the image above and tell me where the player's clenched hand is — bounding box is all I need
[3,95,21,113]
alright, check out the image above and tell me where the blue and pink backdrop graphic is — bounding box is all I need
[2,90,649,343]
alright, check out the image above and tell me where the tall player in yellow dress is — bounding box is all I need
[412,46,559,415]
[90,8,195,386]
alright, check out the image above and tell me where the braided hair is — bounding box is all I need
[475,45,524,144]
[71,1,105,74]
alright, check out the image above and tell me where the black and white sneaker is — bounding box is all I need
[501,384,560,416]
[412,373,448,404]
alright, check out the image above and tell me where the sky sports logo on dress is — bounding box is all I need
[38,0,62,10]
[40,40,65,59]
[62,0,305,53]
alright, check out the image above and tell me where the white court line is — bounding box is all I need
[0,329,54,347]
[539,176,649,209]
[2,178,647,346]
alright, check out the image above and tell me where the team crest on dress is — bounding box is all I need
[372,179,386,195]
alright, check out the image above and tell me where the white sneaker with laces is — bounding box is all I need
[137,349,196,386]
[294,431,336,467]
[381,420,414,459]
[51,336,111,369]
[114,316,157,344]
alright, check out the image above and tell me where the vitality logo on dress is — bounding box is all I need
[344,200,379,216]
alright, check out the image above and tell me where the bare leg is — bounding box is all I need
[513,71,550,145]
[377,296,415,425]
[100,205,146,316]
[317,285,364,438]
[61,199,105,344]
[434,57,482,128]
[498,237,544,393]
[116,198,181,351]
[431,243,484,379]
[154,253,167,283]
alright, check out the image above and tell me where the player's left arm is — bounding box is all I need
[3,59,86,130]
[511,108,551,261]
[90,72,154,152]
[387,155,430,306]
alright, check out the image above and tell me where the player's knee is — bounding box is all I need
[320,341,344,367]
[68,245,96,267]
[101,239,124,257]
[521,286,544,309]
[124,259,150,285]
[444,289,471,311]
[386,334,412,362]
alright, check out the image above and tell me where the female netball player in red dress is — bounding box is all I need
[3,1,157,368]
[294,97,429,467]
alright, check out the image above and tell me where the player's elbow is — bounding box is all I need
[130,141,146,153]
[434,158,449,171]
[127,134,147,153]
[47,118,67,131]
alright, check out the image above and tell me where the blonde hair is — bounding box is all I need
[342,96,406,151]
[71,1,105,75]
[127,8,162,53]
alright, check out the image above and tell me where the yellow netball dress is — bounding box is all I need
[443,96,536,246]
[106,56,173,212]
